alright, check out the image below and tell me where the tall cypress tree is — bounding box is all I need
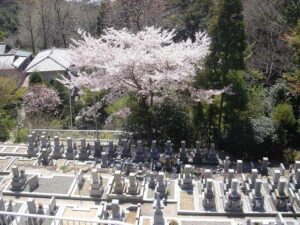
[96,1,107,36]
[199,0,247,143]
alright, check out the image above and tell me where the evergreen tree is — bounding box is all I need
[197,0,247,144]
[96,1,108,36]
[171,0,212,42]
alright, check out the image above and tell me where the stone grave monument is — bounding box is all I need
[224,169,235,192]
[107,141,116,159]
[207,143,218,165]
[202,169,212,188]
[164,140,173,157]
[94,140,102,158]
[290,169,300,191]
[28,175,39,191]
[224,156,230,173]
[224,179,243,211]
[260,157,269,175]
[127,173,139,195]
[48,197,57,215]
[153,193,165,225]
[179,140,188,163]
[134,140,145,162]
[26,198,44,225]
[52,136,64,159]
[150,140,159,161]
[149,172,156,189]
[121,139,131,158]
[27,135,38,157]
[113,170,124,194]
[78,138,90,160]
[202,178,215,209]
[38,149,52,166]
[10,166,27,191]
[90,169,103,197]
[249,179,264,210]
[76,169,84,187]
[237,160,243,174]
[155,172,167,197]
[111,199,122,220]
[193,141,203,164]
[100,152,108,168]
[65,137,76,160]
[271,179,289,210]
[180,165,193,189]
[268,170,281,192]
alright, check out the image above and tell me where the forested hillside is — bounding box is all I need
[0,0,19,41]
[0,0,299,161]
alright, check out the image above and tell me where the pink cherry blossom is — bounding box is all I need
[23,84,61,117]
[66,27,229,103]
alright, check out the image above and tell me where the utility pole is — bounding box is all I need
[93,95,99,140]
[69,84,73,130]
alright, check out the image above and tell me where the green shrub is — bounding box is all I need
[0,124,10,142]
[13,128,29,143]
[29,72,43,85]
[226,116,280,159]
[272,103,296,129]
[152,99,192,148]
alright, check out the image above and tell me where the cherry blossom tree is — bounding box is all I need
[63,27,231,138]
[23,84,61,128]
[67,27,230,104]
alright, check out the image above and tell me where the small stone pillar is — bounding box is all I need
[237,160,243,174]
[224,156,230,173]
[111,199,121,220]
[149,172,156,188]
[27,198,36,214]
[113,170,124,194]
[101,152,108,168]
[128,173,138,194]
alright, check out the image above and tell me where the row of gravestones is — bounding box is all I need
[222,156,300,211]
[27,132,218,165]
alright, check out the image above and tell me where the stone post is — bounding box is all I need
[224,156,230,173]
[254,179,262,195]
[237,160,243,174]
[277,179,286,195]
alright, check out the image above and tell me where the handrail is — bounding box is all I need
[0,210,131,225]
[30,129,132,134]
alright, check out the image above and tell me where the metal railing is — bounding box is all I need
[30,129,132,141]
[0,210,130,225]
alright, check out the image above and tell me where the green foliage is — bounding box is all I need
[0,113,16,142]
[268,80,292,107]
[205,0,247,87]
[281,0,300,26]
[152,99,191,148]
[127,96,192,148]
[226,117,279,159]
[106,96,130,114]
[194,0,248,146]
[171,0,212,41]
[29,72,43,85]
[0,30,5,41]
[12,128,29,143]
[0,77,24,142]
[80,89,106,107]
[272,103,296,129]
[0,0,19,38]
[96,1,107,36]
[224,70,248,125]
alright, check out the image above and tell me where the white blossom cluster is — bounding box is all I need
[67,27,230,103]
